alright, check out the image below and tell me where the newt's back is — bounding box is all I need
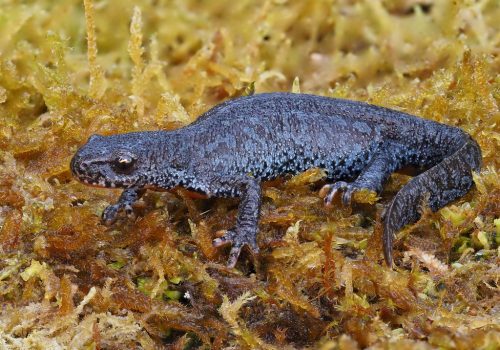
[184,93,384,180]
[185,93,465,179]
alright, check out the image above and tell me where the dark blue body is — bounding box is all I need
[71,93,482,267]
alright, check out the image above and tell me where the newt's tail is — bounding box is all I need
[382,135,482,266]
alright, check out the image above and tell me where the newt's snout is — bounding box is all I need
[70,152,84,178]
[70,153,87,177]
[70,152,117,188]
[70,150,101,186]
[70,141,112,187]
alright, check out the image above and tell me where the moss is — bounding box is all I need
[0,0,499,348]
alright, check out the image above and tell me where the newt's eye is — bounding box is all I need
[113,154,136,172]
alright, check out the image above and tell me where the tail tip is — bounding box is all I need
[383,244,393,268]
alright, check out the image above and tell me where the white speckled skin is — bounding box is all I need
[71,93,481,267]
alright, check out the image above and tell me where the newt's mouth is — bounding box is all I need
[70,154,119,188]
[79,177,118,188]
[71,162,138,190]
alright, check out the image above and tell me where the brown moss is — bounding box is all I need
[0,0,498,348]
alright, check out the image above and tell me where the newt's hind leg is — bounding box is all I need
[321,149,401,206]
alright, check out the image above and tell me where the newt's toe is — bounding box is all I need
[322,181,349,206]
[321,181,372,207]
[212,230,232,247]
[341,188,354,206]
[102,205,120,225]
[212,228,259,268]
[124,204,136,219]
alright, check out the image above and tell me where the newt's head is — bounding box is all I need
[71,133,153,189]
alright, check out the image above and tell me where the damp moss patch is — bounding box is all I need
[0,1,499,348]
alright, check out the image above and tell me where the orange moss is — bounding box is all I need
[0,0,498,348]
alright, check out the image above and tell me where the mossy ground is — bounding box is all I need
[0,0,498,349]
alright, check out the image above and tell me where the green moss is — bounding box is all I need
[0,0,498,348]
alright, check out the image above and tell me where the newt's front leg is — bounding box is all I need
[102,188,145,225]
[210,176,262,267]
